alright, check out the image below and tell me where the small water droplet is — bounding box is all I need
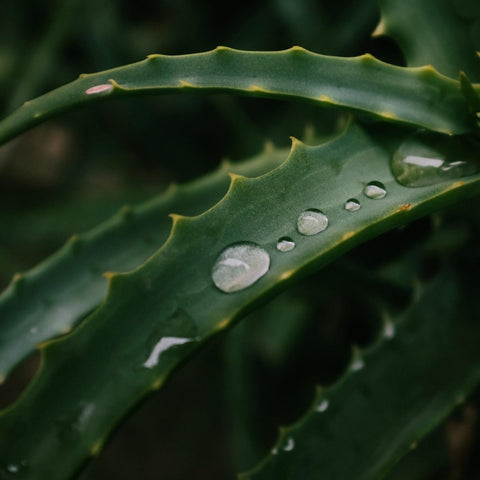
[364,181,387,199]
[297,209,328,235]
[410,441,418,450]
[6,464,19,474]
[351,359,364,371]
[276,237,295,252]
[344,198,361,212]
[29,326,38,335]
[392,131,480,187]
[316,399,329,412]
[271,447,278,455]
[384,321,395,339]
[212,242,270,293]
[283,437,295,451]
[85,84,113,95]
[143,337,193,369]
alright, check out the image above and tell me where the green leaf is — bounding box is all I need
[0,47,478,147]
[1,122,480,479]
[376,0,480,81]
[0,145,287,380]
[241,272,480,480]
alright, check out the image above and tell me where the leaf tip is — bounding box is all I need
[90,439,104,457]
[179,79,196,88]
[289,45,308,55]
[228,172,247,183]
[317,94,336,105]
[169,213,190,230]
[279,269,295,282]
[380,111,398,120]
[102,271,117,280]
[341,231,355,242]
[152,377,165,390]
[216,318,231,331]
[372,18,387,37]
[248,84,268,93]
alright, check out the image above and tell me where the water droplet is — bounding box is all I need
[392,130,480,187]
[271,447,278,455]
[363,181,387,199]
[283,437,295,451]
[276,237,295,252]
[351,351,365,372]
[85,84,113,95]
[297,209,328,235]
[316,399,329,412]
[29,326,38,335]
[384,320,395,339]
[410,441,418,450]
[143,337,193,369]
[212,243,270,293]
[6,465,19,474]
[344,198,361,212]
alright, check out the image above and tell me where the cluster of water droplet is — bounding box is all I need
[211,130,480,294]
[211,179,388,293]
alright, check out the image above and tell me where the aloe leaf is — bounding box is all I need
[376,0,480,81]
[1,122,480,478]
[0,145,287,381]
[0,47,478,146]
[241,272,480,480]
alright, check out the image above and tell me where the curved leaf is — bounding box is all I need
[0,47,478,147]
[1,122,480,478]
[242,272,480,480]
[376,0,480,81]
[0,145,288,380]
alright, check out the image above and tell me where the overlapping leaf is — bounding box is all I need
[1,122,480,479]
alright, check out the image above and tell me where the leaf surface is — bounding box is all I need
[242,272,480,480]
[376,0,480,81]
[1,123,480,478]
[0,47,478,146]
[0,146,287,379]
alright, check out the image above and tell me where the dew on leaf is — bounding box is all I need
[212,243,270,293]
[283,437,295,452]
[316,399,329,412]
[351,355,365,371]
[85,84,113,95]
[276,237,295,252]
[344,198,361,211]
[384,320,395,339]
[297,209,328,235]
[391,130,480,187]
[363,181,386,199]
[142,337,192,369]
[6,465,19,474]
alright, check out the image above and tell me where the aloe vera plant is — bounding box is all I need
[1,0,480,478]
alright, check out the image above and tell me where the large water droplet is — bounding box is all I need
[277,237,295,252]
[364,181,387,199]
[392,131,480,187]
[344,198,361,212]
[297,209,328,235]
[212,243,270,293]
